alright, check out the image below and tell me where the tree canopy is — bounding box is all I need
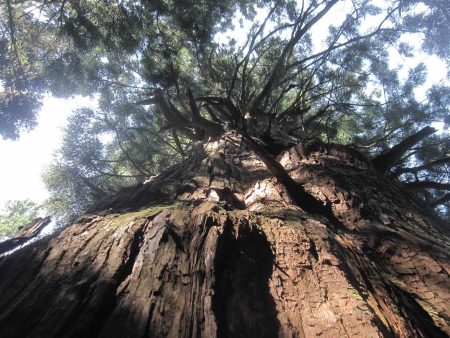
[1,0,449,222]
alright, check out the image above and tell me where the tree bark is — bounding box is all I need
[0,134,449,338]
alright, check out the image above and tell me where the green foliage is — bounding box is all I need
[0,199,40,238]
[1,0,449,220]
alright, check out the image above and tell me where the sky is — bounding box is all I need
[0,1,448,212]
[0,95,97,208]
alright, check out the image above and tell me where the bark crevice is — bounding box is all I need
[213,217,280,338]
[0,137,449,338]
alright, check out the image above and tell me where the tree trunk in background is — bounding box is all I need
[0,133,448,338]
[0,217,51,256]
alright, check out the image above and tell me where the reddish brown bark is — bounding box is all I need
[0,134,448,337]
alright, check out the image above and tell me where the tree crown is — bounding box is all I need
[1,0,448,221]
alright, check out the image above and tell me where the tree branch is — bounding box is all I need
[103,119,153,176]
[404,181,450,191]
[431,194,450,207]
[5,0,24,77]
[196,95,242,125]
[287,5,399,71]
[79,176,108,200]
[372,126,436,172]
[128,126,180,153]
[251,0,339,113]
[171,130,186,158]
[185,88,224,137]
[392,157,450,177]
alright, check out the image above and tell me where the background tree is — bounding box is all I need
[0,199,40,238]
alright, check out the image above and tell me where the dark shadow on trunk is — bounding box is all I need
[213,217,280,338]
[0,241,152,338]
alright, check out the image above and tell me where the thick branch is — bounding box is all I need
[196,96,242,125]
[155,90,224,139]
[431,194,450,207]
[172,130,186,157]
[79,176,108,199]
[372,126,436,172]
[185,88,224,137]
[154,90,190,126]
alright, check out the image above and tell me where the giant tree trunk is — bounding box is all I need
[0,133,449,338]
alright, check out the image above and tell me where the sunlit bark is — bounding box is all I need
[0,134,448,337]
